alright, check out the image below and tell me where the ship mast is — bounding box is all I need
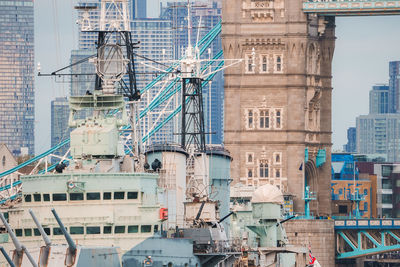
[76,0,143,170]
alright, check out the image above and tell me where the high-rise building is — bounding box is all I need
[132,0,147,19]
[70,49,97,97]
[0,0,35,156]
[356,114,400,161]
[357,63,400,161]
[389,61,400,113]
[161,1,224,145]
[344,127,356,153]
[369,85,389,114]
[131,18,174,145]
[51,97,70,160]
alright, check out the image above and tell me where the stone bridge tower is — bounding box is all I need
[222,0,335,215]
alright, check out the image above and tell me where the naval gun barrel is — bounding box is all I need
[219,211,234,223]
[21,245,38,267]
[51,209,76,253]
[276,215,296,227]
[29,209,51,246]
[0,246,16,267]
[0,212,22,252]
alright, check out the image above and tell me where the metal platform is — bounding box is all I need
[303,0,400,16]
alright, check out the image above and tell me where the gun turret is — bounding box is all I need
[51,209,76,253]
[0,246,16,267]
[0,212,38,267]
[29,209,51,246]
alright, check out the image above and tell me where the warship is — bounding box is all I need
[0,0,241,266]
[0,1,312,266]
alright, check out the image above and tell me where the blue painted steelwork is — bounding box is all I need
[0,193,21,204]
[349,188,365,219]
[0,139,70,178]
[303,0,400,16]
[331,153,359,180]
[335,218,400,258]
[335,218,400,230]
[142,60,225,143]
[0,180,21,193]
[0,21,223,180]
[303,186,316,219]
[304,147,309,163]
[337,229,400,259]
[316,149,326,168]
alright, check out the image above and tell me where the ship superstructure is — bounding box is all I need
[0,0,162,261]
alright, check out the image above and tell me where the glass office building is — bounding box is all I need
[51,97,70,161]
[0,0,35,156]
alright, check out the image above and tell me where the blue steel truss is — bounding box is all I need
[335,219,400,259]
[0,21,223,184]
[303,0,400,16]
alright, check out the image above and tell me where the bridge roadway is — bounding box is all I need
[334,218,400,259]
[303,0,400,16]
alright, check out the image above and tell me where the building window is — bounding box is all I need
[128,192,138,199]
[33,194,41,202]
[114,191,125,200]
[128,225,139,233]
[275,55,283,73]
[24,194,31,202]
[246,152,254,164]
[70,193,83,201]
[259,161,269,178]
[2,156,5,167]
[103,192,112,200]
[24,229,32,237]
[247,168,253,178]
[141,225,152,233]
[103,226,112,234]
[275,109,282,129]
[245,54,255,73]
[260,55,268,73]
[87,192,101,200]
[86,226,101,234]
[247,109,254,129]
[339,205,348,214]
[52,193,67,201]
[115,226,125,234]
[70,227,84,235]
[273,152,281,165]
[259,110,269,129]
[275,169,281,178]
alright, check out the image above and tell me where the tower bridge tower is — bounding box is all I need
[222,0,336,215]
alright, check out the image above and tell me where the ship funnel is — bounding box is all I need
[29,209,51,246]
[0,246,16,267]
[0,212,38,267]
[51,208,77,265]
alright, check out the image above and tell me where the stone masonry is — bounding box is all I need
[222,0,335,215]
[285,220,335,267]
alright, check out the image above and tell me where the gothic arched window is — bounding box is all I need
[259,161,269,178]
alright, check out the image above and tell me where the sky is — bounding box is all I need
[33,1,400,154]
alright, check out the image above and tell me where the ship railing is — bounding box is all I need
[194,239,242,254]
